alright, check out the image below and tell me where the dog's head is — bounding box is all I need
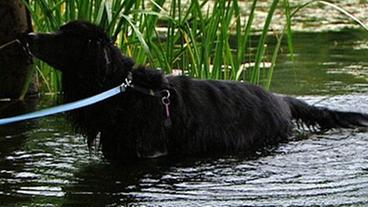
[21,21,134,84]
[20,21,137,156]
[22,21,107,70]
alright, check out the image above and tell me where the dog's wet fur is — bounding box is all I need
[22,21,368,161]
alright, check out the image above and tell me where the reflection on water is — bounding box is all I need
[270,30,368,95]
[1,30,368,206]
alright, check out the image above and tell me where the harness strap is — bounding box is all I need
[126,71,171,97]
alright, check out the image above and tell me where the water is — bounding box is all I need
[1,30,368,206]
[4,96,368,207]
[270,30,368,95]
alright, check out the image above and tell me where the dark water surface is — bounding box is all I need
[1,30,368,207]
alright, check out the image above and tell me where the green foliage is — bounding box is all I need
[28,0,368,94]
[21,0,291,93]
[21,0,293,93]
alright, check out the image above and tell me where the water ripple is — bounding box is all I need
[0,96,368,206]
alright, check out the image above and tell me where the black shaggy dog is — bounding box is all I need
[22,21,368,161]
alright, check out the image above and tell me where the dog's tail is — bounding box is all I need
[283,96,368,130]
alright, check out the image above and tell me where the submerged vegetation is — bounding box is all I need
[20,0,367,93]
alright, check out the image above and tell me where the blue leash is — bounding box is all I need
[0,85,126,126]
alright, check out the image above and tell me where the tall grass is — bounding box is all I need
[20,0,367,93]
[20,0,288,92]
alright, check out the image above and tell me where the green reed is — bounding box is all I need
[20,0,366,93]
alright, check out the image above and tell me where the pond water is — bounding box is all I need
[1,29,368,206]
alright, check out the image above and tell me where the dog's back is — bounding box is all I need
[166,76,293,155]
[166,75,368,156]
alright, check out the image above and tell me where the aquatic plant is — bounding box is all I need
[21,0,367,93]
